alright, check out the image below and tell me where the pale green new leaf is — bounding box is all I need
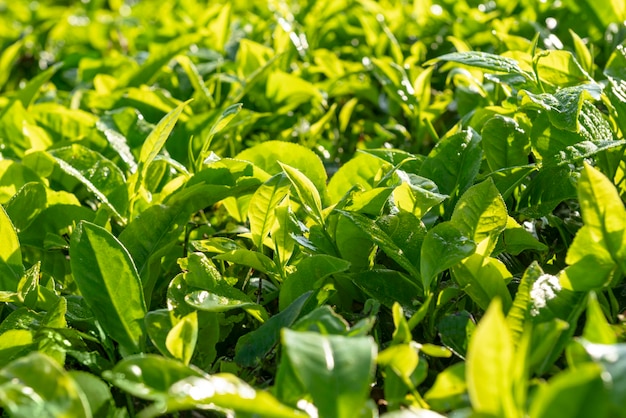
[166,311,198,366]
[451,253,513,311]
[280,162,325,225]
[577,163,626,270]
[139,100,191,176]
[236,140,328,200]
[0,352,90,418]
[248,173,291,249]
[466,298,517,417]
[450,178,508,256]
[130,100,191,200]
[529,363,607,418]
[0,205,24,292]
[583,292,617,345]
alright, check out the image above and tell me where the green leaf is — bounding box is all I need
[69,371,116,418]
[266,70,324,112]
[482,115,531,171]
[0,352,90,418]
[280,329,377,418]
[393,172,447,218]
[234,292,312,367]
[518,165,578,218]
[506,262,544,342]
[377,211,427,272]
[119,200,189,281]
[530,108,619,167]
[327,152,386,204]
[273,201,296,268]
[580,340,626,413]
[145,309,176,359]
[0,330,35,368]
[569,30,594,76]
[13,62,63,110]
[70,221,147,354]
[279,255,351,311]
[345,187,394,216]
[132,99,191,199]
[292,306,350,335]
[583,292,617,345]
[104,354,203,400]
[185,289,260,312]
[119,33,203,88]
[4,182,48,232]
[420,222,475,290]
[50,145,128,221]
[575,0,625,28]
[523,84,601,131]
[529,363,608,418]
[534,50,593,87]
[237,140,328,202]
[0,205,24,291]
[577,163,626,269]
[424,362,468,412]
[488,165,537,201]
[196,103,243,170]
[180,252,269,322]
[437,311,475,358]
[165,311,198,366]
[338,210,422,281]
[419,129,482,203]
[466,298,516,417]
[107,355,306,417]
[450,178,508,256]
[0,39,24,92]
[351,269,423,314]
[214,249,278,278]
[428,51,532,79]
[164,374,305,417]
[451,253,513,311]
[280,162,325,225]
[248,173,291,249]
[494,217,548,256]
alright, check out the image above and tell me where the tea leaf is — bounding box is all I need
[70,221,147,354]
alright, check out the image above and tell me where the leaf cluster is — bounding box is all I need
[1,0,626,417]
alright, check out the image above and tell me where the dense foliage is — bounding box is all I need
[1,0,626,416]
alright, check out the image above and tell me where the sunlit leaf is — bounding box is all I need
[0,352,90,418]
[280,329,377,418]
[70,221,147,354]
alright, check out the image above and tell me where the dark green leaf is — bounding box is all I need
[421,222,475,290]
[419,129,482,202]
[279,255,351,311]
[234,292,312,367]
[338,210,422,281]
